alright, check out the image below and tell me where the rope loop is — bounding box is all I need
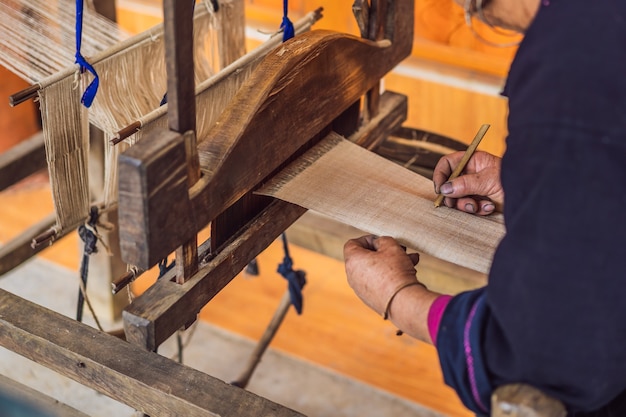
[281,0,295,42]
[75,0,99,107]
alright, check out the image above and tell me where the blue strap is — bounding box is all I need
[75,0,99,107]
[277,233,306,314]
[281,0,295,42]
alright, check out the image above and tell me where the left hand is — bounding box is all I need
[343,235,420,316]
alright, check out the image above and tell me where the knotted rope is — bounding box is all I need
[281,0,295,41]
[277,233,306,314]
[76,206,111,331]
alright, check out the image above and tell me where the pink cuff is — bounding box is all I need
[427,295,452,346]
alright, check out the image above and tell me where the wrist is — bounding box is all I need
[387,283,441,344]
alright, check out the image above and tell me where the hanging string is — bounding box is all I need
[277,233,306,314]
[280,0,295,42]
[75,0,100,107]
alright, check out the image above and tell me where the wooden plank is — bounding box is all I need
[0,131,46,192]
[123,199,307,351]
[0,288,303,417]
[0,212,55,276]
[118,0,414,269]
[118,130,196,269]
[0,374,89,417]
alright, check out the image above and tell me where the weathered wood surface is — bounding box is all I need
[492,384,567,417]
[163,0,200,282]
[0,131,46,192]
[123,199,307,351]
[122,91,408,351]
[348,91,407,150]
[0,374,89,417]
[117,0,414,270]
[118,130,196,269]
[0,288,303,417]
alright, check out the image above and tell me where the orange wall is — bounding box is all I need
[0,68,39,152]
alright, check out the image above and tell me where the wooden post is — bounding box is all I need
[492,384,567,417]
[162,0,200,283]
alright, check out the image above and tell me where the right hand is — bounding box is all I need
[433,151,504,215]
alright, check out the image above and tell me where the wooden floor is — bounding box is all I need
[0,173,471,417]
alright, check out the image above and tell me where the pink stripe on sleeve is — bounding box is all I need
[427,295,452,346]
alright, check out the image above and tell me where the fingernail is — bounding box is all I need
[444,198,453,208]
[482,203,495,213]
[440,182,453,195]
[465,203,476,213]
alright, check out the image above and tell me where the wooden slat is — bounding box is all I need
[0,288,302,417]
[0,374,89,417]
[0,131,46,192]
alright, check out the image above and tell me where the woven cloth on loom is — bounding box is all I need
[257,133,505,275]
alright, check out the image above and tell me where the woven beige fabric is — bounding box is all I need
[258,133,505,275]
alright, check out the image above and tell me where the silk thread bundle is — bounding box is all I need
[0,0,244,231]
[119,7,322,187]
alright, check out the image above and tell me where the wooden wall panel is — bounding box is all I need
[0,68,39,153]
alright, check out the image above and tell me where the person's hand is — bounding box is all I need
[344,235,439,343]
[433,150,504,215]
[343,235,420,316]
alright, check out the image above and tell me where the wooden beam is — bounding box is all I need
[0,374,89,417]
[0,288,303,417]
[0,131,46,192]
[123,199,306,350]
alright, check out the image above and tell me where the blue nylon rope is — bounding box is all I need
[277,233,306,314]
[75,0,99,107]
[281,0,295,42]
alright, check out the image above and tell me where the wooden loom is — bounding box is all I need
[0,0,567,416]
[0,0,416,415]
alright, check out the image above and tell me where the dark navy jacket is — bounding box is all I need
[435,1,626,415]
